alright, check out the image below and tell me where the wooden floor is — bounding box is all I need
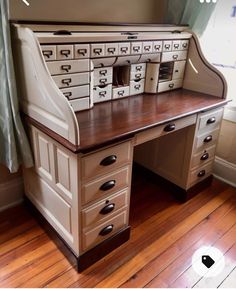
[1,170,236,288]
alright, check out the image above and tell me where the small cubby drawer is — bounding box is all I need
[172,61,186,80]
[69,97,90,111]
[130,63,146,72]
[81,141,132,180]
[81,166,130,205]
[53,72,89,88]
[172,40,181,51]
[153,41,163,52]
[189,162,213,186]
[191,145,216,169]
[82,188,129,228]
[61,85,90,100]
[94,74,113,86]
[105,43,118,56]
[91,44,105,58]
[118,42,131,55]
[194,129,219,153]
[130,79,145,95]
[157,79,183,93]
[130,70,146,80]
[41,45,56,61]
[113,86,130,99]
[74,44,90,59]
[181,40,189,50]
[161,50,188,62]
[56,45,74,60]
[93,84,112,103]
[47,59,89,75]
[94,67,113,79]
[131,42,142,54]
[142,42,153,53]
[82,210,127,251]
[197,108,224,134]
[163,41,172,52]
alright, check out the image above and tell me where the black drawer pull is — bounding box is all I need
[100,203,115,215]
[94,48,102,55]
[121,47,128,53]
[207,117,216,124]
[198,170,206,178]
[99,91,107,97]
[43,50,53,58]
[201,152,209,161]
[144,45,151,51]
[77,48,87,56]
[134,84,141,90]
[62,78,72,86]
[174,44,179,48]
[118,90,125,96]
[164,123,176,132]
[99,69,107,76]
[99,225,113,236]
[99,78,107,84]
[165,44,170,49]
[182,43,188,48]
[63,91,72,98]
[135,65,142,71]
[135,73,142,79]
[61,65,71,72]
[133,46,140,52]
[108,47,115,54]
[100,155,117,166]
[100,180,116,191]
[204,135,212,143]
[60,49,71,57]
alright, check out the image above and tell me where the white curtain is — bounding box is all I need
[0,0,33,172]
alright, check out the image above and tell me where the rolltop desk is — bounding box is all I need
[12,23,229,271]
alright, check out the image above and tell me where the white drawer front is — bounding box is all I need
[61,85,90,99]
[92,57,116,68]
[82,210,127,251]
[181,40,189,50]
[74,44,90,59]
[161,51,188,62]
[153,41,163,52]
[191,145,216,169]
[94,67,113,79]
[130,63,146,73]
[105,43,118,56]
[172,61,186,80]
[172,40,181,51]
[47,59,89,75]
[130,70,146,80]
[189,162,213,186]
[163,40,172,52]
[118,42,131,55]
[93,84,112,103]
[194,129,220,153]
[158,79,183,93]
[142,41,153,53]
[113,86,130,99]
[198,108,224,135]
[56,45,74,60]
[131,42,142,54]
[69,97,90,111]
[94,74,113,86]
[53,72,89,88]
[41,45,56,61]
[130,79,145,95]
[91,44,105,58]
[82,188,129,228]
[114,55,140,66]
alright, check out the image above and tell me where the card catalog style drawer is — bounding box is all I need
[69,97,90,111]
[189,162,213,186]
[198,108,223,134]
[172,61,186,80]
[115,55,140,66]
[94,74,113,86]
[56,45,74,60]
[142,41,153,53]
[92,57,116,68]
[181,40,189,50]
[113,86,130,99]
[82,166,130,204]
[191,145,216,169]
[118,42,131,55]
[74,44,90,59]
[81,141,132,180]
[163,41,172,52]
[194,129,219,153]
[91,44,105,58]
[131,42,142,54]
[172,40,181,51]
[61,85,89,99]
[41,45,56,61]
[53,72,89,88]
[153,41,163,52]
[47,59,89,75]
[130,79,145,95]
[82,188,129,227]
[94,67,113,79]
[130,63,146,72]
[93,84,112,103]
[161,51,188,62]
[82,210,127,251]
[130,70,146,80]
[158,79,183,93]
[105,43,118,56]
[139,53,161,63]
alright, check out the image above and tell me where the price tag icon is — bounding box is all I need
[202,255,215,268]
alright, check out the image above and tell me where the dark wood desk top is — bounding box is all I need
[25,89,229,153]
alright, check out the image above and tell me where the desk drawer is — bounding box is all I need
[69,97,90,111]
[163,41,172,52]
[82,210,127,251]
[56,45,74,60]
[92,57,116,68]
[91,44,105,58]
[113,86,130,99]
[131,63,146,72]
[105,43,118,56]
[189,162,213,186]
[130,79,145,95]
[81,141,132,180]
[53,72,89,88]
[82,188,129,228]
[172,61,186,80]
[41,45,56,61]
[131,42,142,54]
[94,74,113,86]
[153,41,163,52]
[118,42,131,55]
[130,71,146,80]
[74,44,90,59]
[191,145,216,169]
[158,79,183,93]
[61,85,89,100]
[198,108,223,135]
[194,129,219,153]
[161,51,188,62]
[82,166,130,205]
[47,59,89,75]
[135,114,196,146]
[93,84,112,103]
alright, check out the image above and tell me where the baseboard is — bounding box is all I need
[0,177,24,212]
[213,157,236,188]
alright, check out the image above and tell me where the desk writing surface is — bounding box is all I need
[75,89,228,152]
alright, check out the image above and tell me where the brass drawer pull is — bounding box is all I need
[43,50,53,58]
[62,78,72,86]
[100,180,116,191]
[198,170,206,177]
[77,48,87,56]
[204,135,212,143]
[62,91,72,98]
[61,65,71,72]
[100,155,117,166]
[99,203,115,215]
[164,123,175,132]
[207,117,216,124]
[99,225,113,236]
[201,152,209,161]
[60,50,71,57]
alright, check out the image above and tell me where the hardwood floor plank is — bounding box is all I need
[95,188,235,288]
[121,195,236,288]
[219,267,236,288]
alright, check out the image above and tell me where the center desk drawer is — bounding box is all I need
[82,188,128,228]
[81,141,132,180]
[82,166,130,205]
[134,114,196,146]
